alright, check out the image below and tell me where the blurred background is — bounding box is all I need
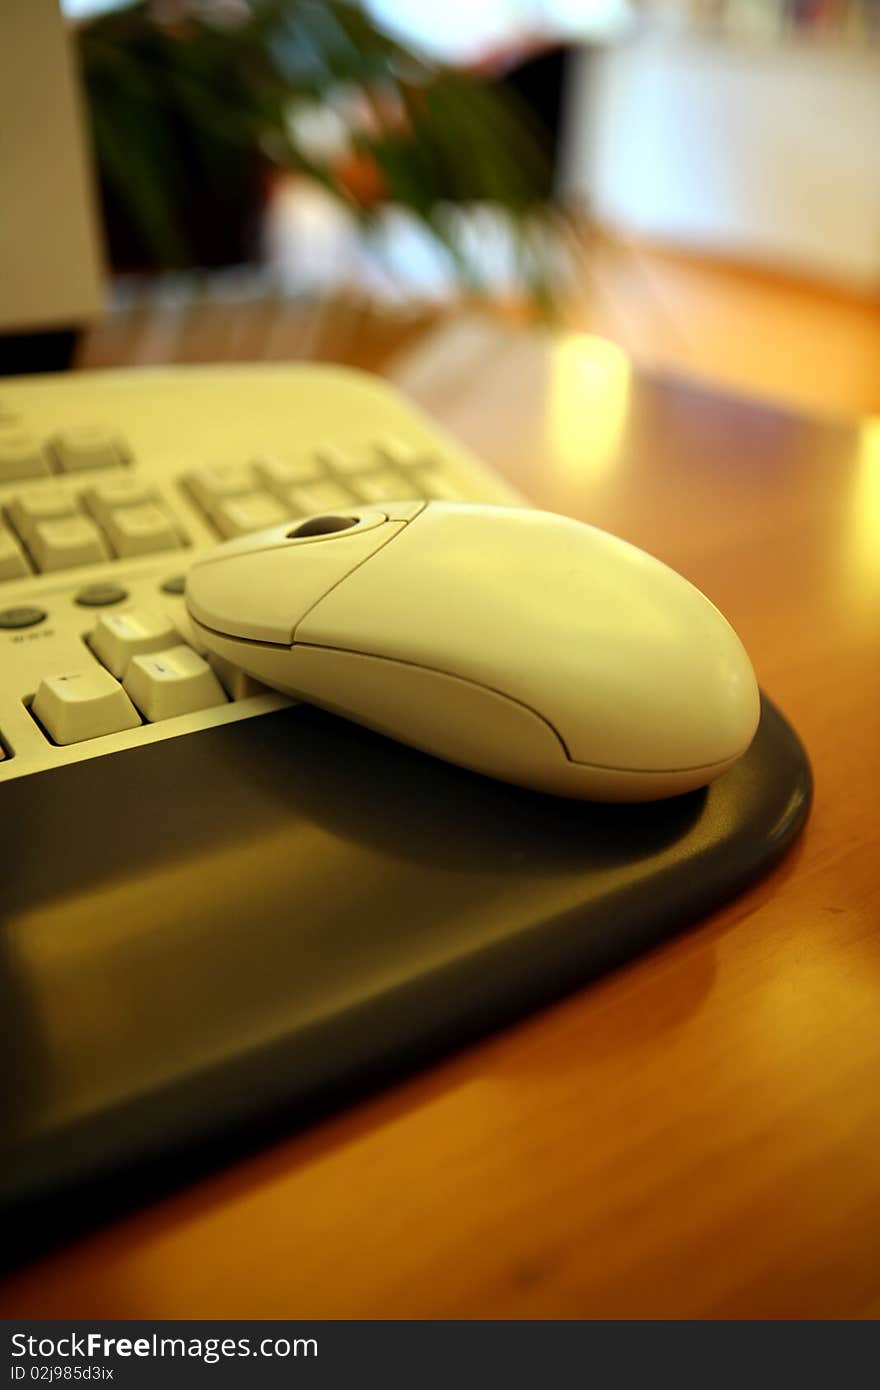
[2,0,880,417]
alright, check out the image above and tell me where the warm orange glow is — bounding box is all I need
[850,415,880,589]
[547,334,631,481]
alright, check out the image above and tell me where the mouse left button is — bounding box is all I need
[186,518,409,645]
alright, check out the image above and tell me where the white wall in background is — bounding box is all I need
[365,0,633,61]
[560,35,880,288]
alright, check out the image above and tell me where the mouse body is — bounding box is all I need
[185,501,760,800]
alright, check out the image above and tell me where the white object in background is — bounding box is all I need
[90,608,180,679]
[560,34,880,289]
[123,646,227,723]
[32,666,141,745]
[364,0,633,61]
[0,0,103,332]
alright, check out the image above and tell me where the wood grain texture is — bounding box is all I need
[561,227,880,418]
[1,320,877,1319]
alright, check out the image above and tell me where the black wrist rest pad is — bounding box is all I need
[0,693,811,1257]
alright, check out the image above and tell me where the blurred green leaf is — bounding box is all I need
[77,0,558,304]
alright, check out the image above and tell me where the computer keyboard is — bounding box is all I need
[0,363,521,782]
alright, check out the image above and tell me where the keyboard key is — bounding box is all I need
[253,455,323,495]
[104,503,183,557]
[349,470,414,505]
[0,431,51,482]
[82,477,156,522]
[32,665,141,745]
[185,463,256,512]
[316,443,374,476]
[285,479,355,515]
[0,527,30,581]
[375,436,430,468]
[8,487,78,541]
[124,644,227,722]
[90,608,179,678]
[212,492,290,538]
[30,517,109,572]
[411,467,462,501]
[50,426,128,472]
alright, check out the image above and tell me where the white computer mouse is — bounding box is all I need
[185,501,760,800]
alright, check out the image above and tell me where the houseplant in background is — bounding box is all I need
[76,0,558,306]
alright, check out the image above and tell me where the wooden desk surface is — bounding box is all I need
[1,325,878,1319]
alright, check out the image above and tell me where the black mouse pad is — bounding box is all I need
[0,693,810,1260]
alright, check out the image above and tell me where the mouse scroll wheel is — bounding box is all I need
[288,515,359,538]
